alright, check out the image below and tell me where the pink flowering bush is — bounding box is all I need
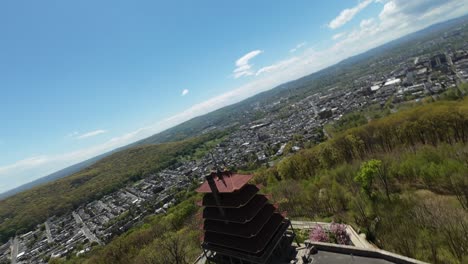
[309,223,351,245]
[309,225,329,242]
[330,222,351,245]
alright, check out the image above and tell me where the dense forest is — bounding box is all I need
[62,98,468,264]
[0,132,225,244]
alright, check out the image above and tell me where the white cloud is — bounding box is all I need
[1,0,468,194]
[332,0,468,53]
[0,156,49,176]
[233,50,263,78]
[332,32,346,40]
[67,130,107,140]
[181,89,189,96]
[77,129,107,139]
[329,0,374,29]
[379,0,398,20]
[256,57,300,76]
[360,18,375,28]
[67,131,79,138]
[236,50,263,67]
[290,42,307,53]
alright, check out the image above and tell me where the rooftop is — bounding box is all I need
[201,184,259,208]
[196,172,253,193]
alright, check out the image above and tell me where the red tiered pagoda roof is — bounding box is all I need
[197,170,293,264]
[196,171,253,193]
[203,213,284,253]
[202,195,268,223]
[203,205,275,237]
[202,184,259,208]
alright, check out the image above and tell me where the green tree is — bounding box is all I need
[355,159,382,199]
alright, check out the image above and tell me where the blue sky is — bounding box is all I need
[1,0,467,193]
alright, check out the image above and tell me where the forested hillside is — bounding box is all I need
[0,153,108,200]
[0,132,224,243]
[62,98,468,264]
[254,98,468,264]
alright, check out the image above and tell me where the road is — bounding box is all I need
[10,236,18,264]
[309,101,319,116]
[44,221,53,243]
[72,212,103,245]
[290,220,375,249]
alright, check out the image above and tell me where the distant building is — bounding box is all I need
[318,108,332,119]
[431,54,448,69]
[383,78,401,87]
[370,85,381,92]
[430,54,451,73]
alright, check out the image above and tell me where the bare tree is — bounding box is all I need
[160,233,189,264]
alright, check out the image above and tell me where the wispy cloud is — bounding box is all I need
[77,129,107,139]
[289,42,307,53]
[0,156,49,176]
[256,57,300,76]
[181,89,189,96]
[1,0,467,194]
[328,0,374,29]
[332,32,346,40]
[233,50,263,78]
[360,18,375,28]
[67,131,79,138]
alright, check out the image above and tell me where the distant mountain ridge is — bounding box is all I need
[1,14,466,200]
[0,151,110,200]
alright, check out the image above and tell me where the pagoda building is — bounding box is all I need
[196,170,295,264]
